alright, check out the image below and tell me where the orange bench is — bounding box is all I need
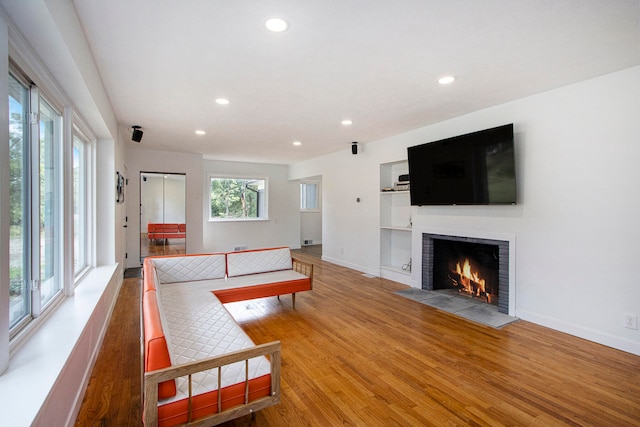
[147,223,186,241]
[142,247,313,426]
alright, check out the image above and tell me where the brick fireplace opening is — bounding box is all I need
[422,233,511,314]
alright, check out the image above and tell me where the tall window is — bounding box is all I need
[73,135,89,275]
[300,181,319,211]
[38,98,62,309]
[8,71,63,333]
[8,73,29,330]
[209,177,267,220]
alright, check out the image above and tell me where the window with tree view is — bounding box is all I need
[8,71,63,334]
[209,177,267,220]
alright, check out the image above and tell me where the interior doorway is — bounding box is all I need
[140,172,186,263]
[300,176,322,256]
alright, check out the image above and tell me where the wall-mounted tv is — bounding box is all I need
[407,124,516,206]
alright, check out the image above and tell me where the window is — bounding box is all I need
[8,70,65,335]
[38,98,63,309]
[73,134,89,276]
[300,181,319,211]
[209,177,267,220]
[8,73,29,330]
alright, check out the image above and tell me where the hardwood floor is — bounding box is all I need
[76,271,142,426]
[140,233,186,258]
[297,244,322,258]
[75,251,640,426]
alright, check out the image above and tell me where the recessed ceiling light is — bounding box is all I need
[293,141,302,146]
[438,75,456,85]
[265,18,289,32]
[195,130,206,135]
[341,119,353,125]
[215,98,230,105]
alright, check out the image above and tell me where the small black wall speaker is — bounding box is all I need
[351,141,358,155]
[131,126,143,142]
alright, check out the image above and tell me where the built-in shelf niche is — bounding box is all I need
[379,160,412,285]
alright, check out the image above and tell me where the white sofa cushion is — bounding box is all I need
[174,270,308,293]
[157,282,271,404]
[153,254,227,284]
[227,247,292,277]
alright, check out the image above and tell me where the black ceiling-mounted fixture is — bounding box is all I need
[131,125,143,142]
[351,141,358,155]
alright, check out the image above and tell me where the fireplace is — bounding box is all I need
[422,233,511,314]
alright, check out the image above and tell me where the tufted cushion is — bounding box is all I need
[157,282,271,403]
[152,254,227,284]
[227,247,292,277]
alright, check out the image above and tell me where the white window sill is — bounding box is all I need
[0,264,121,426]
[208,217,269,222]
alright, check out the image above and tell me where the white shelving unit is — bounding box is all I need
[379,160,412,285]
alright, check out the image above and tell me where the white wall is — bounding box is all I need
[141,176,165,225]
[301,211,322,245]
[163,177,186,223]
[291,143,390,275]
[291,66,640,355]
[203,160,300,252]
[97,138,118,266]
[125,147,204,267]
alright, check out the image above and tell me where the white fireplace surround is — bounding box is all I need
[411,228,516,317]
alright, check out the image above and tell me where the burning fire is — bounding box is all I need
[455,258,486,296]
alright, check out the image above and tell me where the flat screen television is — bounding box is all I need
[407,124,516,206]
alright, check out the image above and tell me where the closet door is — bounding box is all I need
[140,172,186,262]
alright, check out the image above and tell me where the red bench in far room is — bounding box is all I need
[147,223,186,242]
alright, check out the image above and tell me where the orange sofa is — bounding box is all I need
[142,247,313,426]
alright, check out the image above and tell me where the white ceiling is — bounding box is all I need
[69,0,639,164]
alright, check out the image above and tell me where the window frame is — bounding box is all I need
[208,174,269,222]
[8,67,66,335]
[300,180,321,213]
[71,129,92,282]
[7,70,32,333]
[7,57,95,343]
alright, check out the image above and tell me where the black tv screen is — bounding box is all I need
[407,124,516,206]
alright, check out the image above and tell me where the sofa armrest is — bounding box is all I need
[292,257,313,289]
[143,341,281,426]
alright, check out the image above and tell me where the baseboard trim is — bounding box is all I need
[321,255,379,277]
[517,309,640,356]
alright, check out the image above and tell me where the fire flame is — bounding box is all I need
[455,258,486,295]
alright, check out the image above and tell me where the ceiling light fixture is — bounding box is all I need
[341,119,353,125]
[265,18,289,32]
[293,141,302,146]
[215,98,230,105]
[438,75,456,85]
[195,130,206,135]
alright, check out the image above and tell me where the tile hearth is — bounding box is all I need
[395,288,519,329]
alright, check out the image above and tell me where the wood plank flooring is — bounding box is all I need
[75,251,640,426]
[140,233,186,258]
